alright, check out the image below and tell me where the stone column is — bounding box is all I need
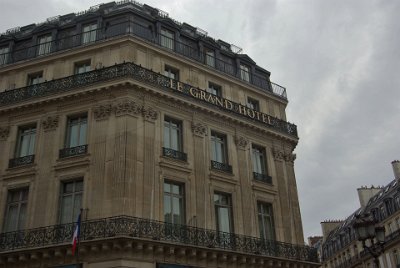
[235,135,254,236]
[0,126,10,171]
[191,122,208,228]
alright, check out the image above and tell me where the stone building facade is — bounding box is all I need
[321,161,400,268]
[0,2,318,267]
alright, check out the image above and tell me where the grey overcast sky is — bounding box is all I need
[1,0,400,243]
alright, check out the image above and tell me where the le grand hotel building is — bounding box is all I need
[0,2,318,268]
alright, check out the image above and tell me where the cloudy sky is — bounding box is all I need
[1,0,400,242]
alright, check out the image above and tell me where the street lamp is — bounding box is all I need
[353,213,385,268]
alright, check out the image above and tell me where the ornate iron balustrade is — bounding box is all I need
[253,172,272,184]
[0,215,319,263]
[162,147,187,161]
[0,19,286,99]
[0,62,298,138]
[59,145,88,158]
[211,160,232,173]
[8,155,35,168]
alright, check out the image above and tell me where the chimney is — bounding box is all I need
[392,160,400,179]
[320,220,343,242]
[357,186,382,208]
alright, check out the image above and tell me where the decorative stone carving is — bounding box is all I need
[142,107,158,121]
[115,100,142,117]
[191,122,207,137]
[93,104,112,120]
[285,153,296,163]
[0,126,10,140]
[272,148,285,161]
[42,116,59,131]
[235,136,249,150]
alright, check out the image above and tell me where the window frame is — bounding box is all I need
[81,22,98,44]
[65,114,88,148]
[27,71,44,86]
[37,34,52,56]
[163,180,185,225]
[257,201,275,241]
[205,48,215,67]
[58,179,83,224]
[164,65,179,80]
[163,116,183,152]
[15,124,37,158]
[252,144,267,175]
[214,192,234,233]
[3,187,29,232]
[207,82,222,97]
[0,46,9,65]
[210,131,228,164]
[240,64,250,82]
[74,60,92,74]
[247,97,260,111]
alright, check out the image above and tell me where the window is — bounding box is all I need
[393,250,400,266]
[164,181,185,224]
[15,125,36,157]
[37,34,52,56]
[164,117,182,151]
[252,145,267,175]
[210,131,227,164]
[65,115,87,148]
[28,72,43,85]
[386,199,395,215]
[205,48,215,67]
[164,66,179,80]
[82,23,97,44]
[3,188,29,232]
[160,28,174,50]
[0,46,9,65]
[214,192,233,233]
[258,202,275,240]
[247,97,260,111]
[74,60,91,74]
[207,82,221,97]
[240,64,250,82]
[59,180,83,224]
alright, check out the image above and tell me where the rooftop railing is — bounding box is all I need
[0,215,319,263]
[0,19,287,99]
[0,62,298,138]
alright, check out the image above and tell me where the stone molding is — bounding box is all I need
[142,106,158,121]
[42,116,59,131]
[272,148,285,161]
[93,104,112,121]
[285,153,296,163]
[191,122,207,137]
[235,136,249,150]
[0,126,10,140]
[115,100,142,117]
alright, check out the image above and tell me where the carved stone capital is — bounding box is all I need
[235,136,249,150]
[42,116,59,131]
[142,107,158,121]
[93,104,112,121]
[191,122,207,137]
[0,126,10,140]
[115,100,142,117]
[285,153,296,163]
[272,148,285,161]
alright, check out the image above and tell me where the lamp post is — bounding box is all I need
[353,213,385,268]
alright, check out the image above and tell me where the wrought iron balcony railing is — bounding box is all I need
[59,145,88,158]
[0,62,298,138]
[0,215,318,263]
[211,160,232,173]
[0,19,287,99]
[253,172,272,184]
[162,147,187,161]
[8,155,35,168]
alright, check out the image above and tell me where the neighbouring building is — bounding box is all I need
[0,2,318,268]
[321,160,400,268]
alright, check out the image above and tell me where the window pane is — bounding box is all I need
[5,205,18,232]
[164,124,170,148]
[218,207,231,233]
[18,203,27,230]
[164,195,171,223]
[19,135,30,157]
[172,197,181,224]
[60,195,73,224]
[79,122,87,146]
[73,193,82,221]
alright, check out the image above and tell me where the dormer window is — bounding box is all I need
[37,34,52,56]
[205,48,215,67]
[0,46,9,65]
[240,64,250,82]
[160,28,174,50]
[82,23,97,44]
[28,72,43,85]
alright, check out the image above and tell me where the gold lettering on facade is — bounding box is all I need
[238,105,247,115]
[247,108,255,119]
[200,90,207,101]
[215,96,223,107]
[176,81,184,92]
[262,114,272,125]
[224,100,233,110]
[190,87,198,98]
[206,93,216,104]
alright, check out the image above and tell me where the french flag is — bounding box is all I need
[71,213,81,256]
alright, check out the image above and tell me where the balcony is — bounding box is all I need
[162,147,187,161]
[0,18,286,100]
[8,155,35,168]
[0,215,318,263]
[253,172,272,184]
[211,160,232,173]
[59,145,88,158]
[0,62,298,138]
